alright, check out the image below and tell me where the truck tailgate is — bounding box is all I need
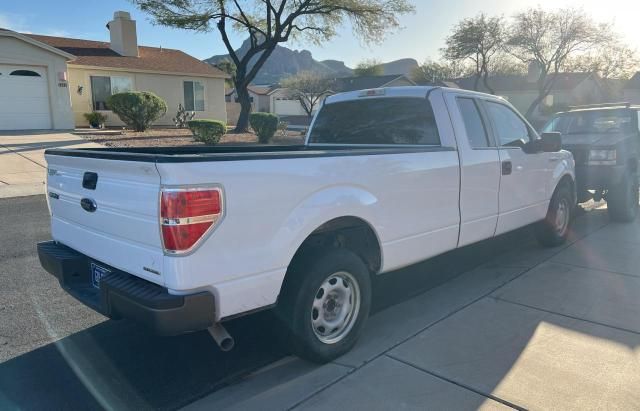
[45,154,165,285]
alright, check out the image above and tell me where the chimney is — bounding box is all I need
[107,11,138,57]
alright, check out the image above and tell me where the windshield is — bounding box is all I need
[543,109,633,135]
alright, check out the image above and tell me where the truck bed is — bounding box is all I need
[45,144,451,162]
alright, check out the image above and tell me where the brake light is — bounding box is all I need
[160,187,223,253]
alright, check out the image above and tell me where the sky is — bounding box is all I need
[1,0,639,67]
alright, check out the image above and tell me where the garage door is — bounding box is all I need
[0,65,52,130]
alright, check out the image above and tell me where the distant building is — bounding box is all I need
[453,65,605,121]
[623,72,640,104]
[226,74,416,126]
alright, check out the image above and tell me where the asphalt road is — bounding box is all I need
[0,195,535,410]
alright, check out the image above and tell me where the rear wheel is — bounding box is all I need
[607,172,639,222]
[536,182,574,247]
[276,247,371,363]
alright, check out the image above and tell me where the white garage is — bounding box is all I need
[0,30,74,131]
[0,65,52,130]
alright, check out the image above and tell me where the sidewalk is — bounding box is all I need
[185,208,640,410]
[0,131,101,198]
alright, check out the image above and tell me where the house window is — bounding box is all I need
[90,76,132,110]
[10,70,41,77]
[184,81,205,111]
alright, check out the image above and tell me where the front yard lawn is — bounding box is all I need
[78,128,305,147]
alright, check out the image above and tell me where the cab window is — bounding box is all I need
[486,102,532,148]
[457,97,491,148]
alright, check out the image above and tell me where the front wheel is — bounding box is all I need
[276,248,371,363]
[607,172,639,222]
[536,183,574,247]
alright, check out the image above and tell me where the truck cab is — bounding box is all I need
[543,103,640,221]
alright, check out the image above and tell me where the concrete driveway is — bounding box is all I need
[0,131,101,198]
[188,208,640,410]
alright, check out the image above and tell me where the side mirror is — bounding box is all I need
[541,132,562,152]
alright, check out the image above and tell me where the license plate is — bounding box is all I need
[91,263,111,289]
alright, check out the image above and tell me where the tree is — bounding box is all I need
[506,7,612,118]
[281,71,333,118]
[215,58,237,88]
[354,59,384,76]
[132,0,414,132]
[564,42,639,80]
[443,13,505,93]
[410,59,471,85]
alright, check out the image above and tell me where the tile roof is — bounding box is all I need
[627,72,640,89]
[25,33,227,78]
[333,74,414,92]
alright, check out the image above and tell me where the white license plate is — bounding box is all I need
[91,263,111,289]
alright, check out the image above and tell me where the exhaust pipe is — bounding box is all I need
[208,323,235,351]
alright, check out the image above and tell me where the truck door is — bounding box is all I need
[445,93,500,247]
[482,100,550,235]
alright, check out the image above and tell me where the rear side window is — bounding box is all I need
[457,97,490,148]
[308,97,440,145]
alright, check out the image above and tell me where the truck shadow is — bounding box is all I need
[0,207,621,410]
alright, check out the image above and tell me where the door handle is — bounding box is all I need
[502,161,512,175]
[549,157,561,162]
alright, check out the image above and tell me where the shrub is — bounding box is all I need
[173,103,196,128]
[83,112,107,128]
[277,120,289,137]
[250,112,279,143]
[107,91,167,132]
[188,119,226,145]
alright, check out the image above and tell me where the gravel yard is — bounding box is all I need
[78,128,305,148]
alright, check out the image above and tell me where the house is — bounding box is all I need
[225,84,279,126]
[329,74,415,94]
[453,68,605,120]
[0,11,227,131]
[623,72,640,104]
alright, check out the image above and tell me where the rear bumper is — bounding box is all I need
[575,165,626,190]
[37,241,215,336]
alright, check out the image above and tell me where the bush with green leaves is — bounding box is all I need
[106,91,167,132]
[83,111,108,128]
[188,119,226,145]
[250,112,279,143]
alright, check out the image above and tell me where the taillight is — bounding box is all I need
[160,187,223,253]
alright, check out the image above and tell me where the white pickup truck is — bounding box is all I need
[38,87,575,363]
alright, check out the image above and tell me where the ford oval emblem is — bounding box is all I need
[81,198,97,213]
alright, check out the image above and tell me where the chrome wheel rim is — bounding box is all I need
[311,271,361,344]
[555,198,570,236]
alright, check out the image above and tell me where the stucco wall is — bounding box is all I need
[0,36,74,130]
[68,66,227,127]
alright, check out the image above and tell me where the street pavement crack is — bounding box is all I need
[384,353,526,410]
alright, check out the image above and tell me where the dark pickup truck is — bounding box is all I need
[543,103,640,222]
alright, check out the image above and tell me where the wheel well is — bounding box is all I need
[558,174,576,204]
[290,217,382,274]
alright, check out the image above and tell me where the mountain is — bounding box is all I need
[205,39,352,84]
[380,58,419,76]
[205,39,418,85]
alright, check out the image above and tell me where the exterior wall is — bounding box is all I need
[0,36,74,130]
[68,66,227,127]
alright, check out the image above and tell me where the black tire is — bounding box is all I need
[607,172,639,223]
[535,182,574,247]
[276,247,371,363]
